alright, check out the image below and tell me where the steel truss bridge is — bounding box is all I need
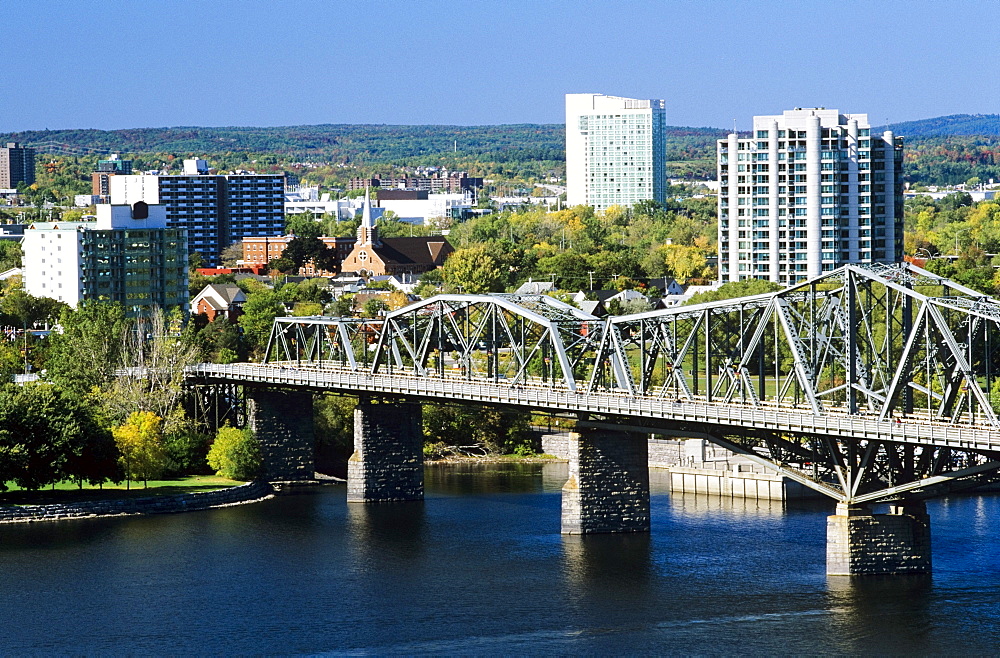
[188,263,1000,506]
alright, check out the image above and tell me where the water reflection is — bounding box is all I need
[826,575,933,653]
[347,500,427,565]
[667,491,789,519]
[425,462,547,495]
[562,533,653,589]
[561,533,654,632]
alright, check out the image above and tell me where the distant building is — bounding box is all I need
[285,188,376,221]
[377,191,472,225]
[242,234,355,277]
[717,108,904,284]
[91,154,133,199]
[0,142,35,188]
[110,159,285,267]
[22,202,188,316]
[340,194,453,277]
[349,174,483,194]
[565,93,667,211]
[191,283,246,322]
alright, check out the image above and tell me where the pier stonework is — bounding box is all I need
[247,389,315,481]
[348,399,424,503]
[562,429,650,534]
[826,502,931,575]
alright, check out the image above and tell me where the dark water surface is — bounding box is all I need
[3,463,1000,654]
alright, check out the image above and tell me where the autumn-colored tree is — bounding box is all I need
[113,411,167,488]
[441,243,518,293]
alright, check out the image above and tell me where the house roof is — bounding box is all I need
[192,284,246,311]
[514,281,556,295]
[376,236,454,266]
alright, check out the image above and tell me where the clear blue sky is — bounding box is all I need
[5,0,998,132]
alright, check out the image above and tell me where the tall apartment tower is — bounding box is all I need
[565,93,667,211]
[0,142,36,188]
[718,108,903,285]
[22,202,189,316]
[110,160,285,267]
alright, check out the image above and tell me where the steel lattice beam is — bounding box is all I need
[232,263,1000,505]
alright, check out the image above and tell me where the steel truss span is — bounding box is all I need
[192,265,1000,505]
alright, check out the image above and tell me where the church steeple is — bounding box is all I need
[356,187,380,248]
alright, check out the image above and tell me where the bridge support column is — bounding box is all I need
[348,400,423,503]
[562,429,650,534]
[827,502,931,575]
[248,389,315,481]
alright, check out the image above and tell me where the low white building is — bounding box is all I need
[284,188,371,220]
[378,193,471,224]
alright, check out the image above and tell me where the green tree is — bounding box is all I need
[330,294,356,318]
[314,394,356,473]
[206,425,261,480]
[282,236,337,272]
[285,212,323,239]
[0,383,116,491]
[0,241,22,272]
[0,342,20,383]
[422,404,533,455]
[113,411,167,488]
[268,256,296,274]
[238,289,285,358]
[163,426,213,477]
[44,300,128,395]
[685,279,783,305]
[362,297,388,317]
[441,243,518,293]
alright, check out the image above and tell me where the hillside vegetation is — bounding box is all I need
[4,115,1000,192]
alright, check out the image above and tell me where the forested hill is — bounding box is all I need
[5,115,1000,186]
[888,114,1000,137]
[1,124,564,163]
[0,123,727,163]
[3,115,997,160]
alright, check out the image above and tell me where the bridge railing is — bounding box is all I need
[188,362,1000,453]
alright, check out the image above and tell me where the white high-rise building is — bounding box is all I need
[717,108,903,285]
[565,93,667,211]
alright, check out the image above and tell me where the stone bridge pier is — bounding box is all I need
[827,502,931,575]
[347,398,424,503]
[562,428,650,534]
[248,389,316,481]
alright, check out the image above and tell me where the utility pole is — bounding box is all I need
[588,271,595,291]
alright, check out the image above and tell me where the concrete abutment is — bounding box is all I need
[347,399,424,503]
[562,429,650,534]
[826,502,931,575]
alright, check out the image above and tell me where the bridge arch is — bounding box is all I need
[597,262,1000,428]
[371,293,601,391]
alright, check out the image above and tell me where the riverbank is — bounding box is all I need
[0,480,274,524]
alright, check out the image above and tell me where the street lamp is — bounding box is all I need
[954,227,971,256]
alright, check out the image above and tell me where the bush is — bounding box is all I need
[206,426,262,480]
[163,430,213,477]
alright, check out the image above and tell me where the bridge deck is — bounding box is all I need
[188,363,1000,453]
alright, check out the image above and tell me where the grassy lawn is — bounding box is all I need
[0,475,246,507]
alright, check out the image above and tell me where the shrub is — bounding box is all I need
[206,425,261,480]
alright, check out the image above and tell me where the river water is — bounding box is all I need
[3,463,1000,654]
